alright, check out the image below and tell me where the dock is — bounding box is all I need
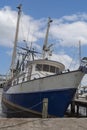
[0,118,87,130]
[0,98,87,130]
[68,96,87,117]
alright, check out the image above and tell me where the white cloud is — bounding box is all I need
[0,6,87,70]
[0,6,45,48]
[50,21,87,47]
[0,6,17,47]
[1,6,87,49]
[50,53,79,70]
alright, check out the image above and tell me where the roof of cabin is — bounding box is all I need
[27,59,65,71]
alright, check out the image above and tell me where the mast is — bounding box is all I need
[42,17,53,58]
[11,4,22,76]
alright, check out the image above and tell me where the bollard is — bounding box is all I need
[42,98,48,118]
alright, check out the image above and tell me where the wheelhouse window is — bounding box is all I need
[43,65,49,72]
[50,66,55,73]
[36,64,43,71]
[36,64,59,73]
[56,67,59,73]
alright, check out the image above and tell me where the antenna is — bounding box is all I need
[79,40,81,66]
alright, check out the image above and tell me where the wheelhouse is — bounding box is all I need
[26,59,65,80]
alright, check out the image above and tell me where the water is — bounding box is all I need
[67,104,87,117]
[79,107,87,116]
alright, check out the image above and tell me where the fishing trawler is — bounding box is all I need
[2,5,87,117]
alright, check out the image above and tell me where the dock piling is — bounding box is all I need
[71,101,75,115]
[42,98,48,118]
[76,105,79,116]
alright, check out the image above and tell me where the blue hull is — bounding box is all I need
[2,88,76,117]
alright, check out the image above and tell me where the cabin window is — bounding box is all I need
[50,66,55,73]
[36,64,59,73]
[36,64,43,71]
[43,65,49,72]
[56,67,59,73]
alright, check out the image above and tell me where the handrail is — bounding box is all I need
[11,72,41,86]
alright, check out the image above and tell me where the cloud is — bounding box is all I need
[51,53,72,67]
[0,6,45,49]
[50,20,87,47]
[0,7,87,67]
[0,6,17,47]
[58,13,87,22]
[50,53,79,70]
[1,6,87,49]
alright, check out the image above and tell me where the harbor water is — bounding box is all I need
[79,106,87,116]
[67,104,87,117]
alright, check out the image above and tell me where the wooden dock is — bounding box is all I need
[68,97,87,117]
[0,118,87,130]
[0,99,87,130]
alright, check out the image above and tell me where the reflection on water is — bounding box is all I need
[79,107,87,116]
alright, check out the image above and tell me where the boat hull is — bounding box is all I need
[2,88,76,117]
[2,70,84,117]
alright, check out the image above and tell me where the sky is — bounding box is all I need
[0,0,87,85]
